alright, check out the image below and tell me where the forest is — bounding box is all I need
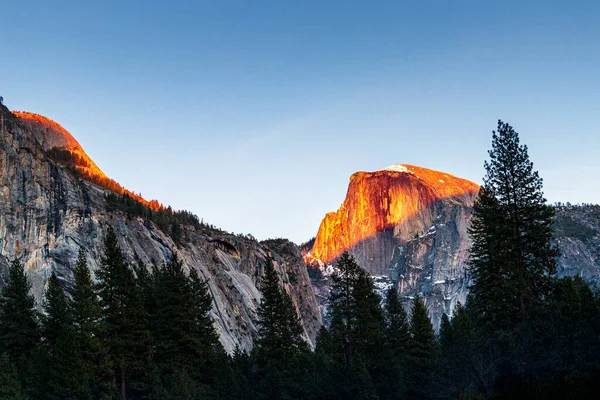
[1,121,599,400]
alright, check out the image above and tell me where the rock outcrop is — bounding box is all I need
[308,166,600,330]
[310,165,479,274]
[0,104,321,352]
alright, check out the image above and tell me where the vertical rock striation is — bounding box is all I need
[308,166,600,330]
[0,104,321,352]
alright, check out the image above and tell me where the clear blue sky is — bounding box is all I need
[2,1,599,243]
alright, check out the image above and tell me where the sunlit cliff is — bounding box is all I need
[308,164,480,266]
[12,111,163,211]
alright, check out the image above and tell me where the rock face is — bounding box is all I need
[308,166,600,330]
[308,165,479,328]
[0,104,321,353]
[310,165,479,273]
[554,204,600,287]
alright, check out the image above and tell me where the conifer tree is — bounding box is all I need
[97,226,155,399]
[327,252,383,399]
[440,301,489,398]
[407,295,436,400]
[255,258,305,358]
[381,287,411,399]
[152,254,205,387]
[469,120,559,330]
[0,259,39,378]
[189,268,220,353]
[40,272,90,400]
[438,313,453,349]
[0,353,24,400]
[254,258,307,399]
[384,287,411,360]
[71,248,113,399]
[467,120,561,394]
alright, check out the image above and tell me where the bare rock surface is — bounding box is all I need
[0,105,321,352]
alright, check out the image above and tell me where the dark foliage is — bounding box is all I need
[1,119,600,399]
[0,259,39,379]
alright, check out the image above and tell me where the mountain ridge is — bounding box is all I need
[309,164,479,269]
[0,103,322,352]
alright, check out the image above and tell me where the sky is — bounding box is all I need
[1,1,599,243]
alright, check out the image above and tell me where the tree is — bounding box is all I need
[39,272,90,400]
[253,258,308,399]
[255,258,306,358]
[0,353,24,400]
[0,259,39,377]
[469,120,559,330]
[465,120,562,396]
[384,287,411,360]
[97,226,155,399]
[381,287,411,399]
[327,252,384,399]
[406,295,436,400]
[71,248,113,399]
[438,313,453,349]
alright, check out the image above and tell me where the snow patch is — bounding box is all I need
[379,164,413,174]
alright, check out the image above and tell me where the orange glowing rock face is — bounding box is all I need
[13,111,163,211]
[309,165,480,265]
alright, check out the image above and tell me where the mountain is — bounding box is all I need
[309,164,479,273]
[0,103,321,352]
[307,165,600,328]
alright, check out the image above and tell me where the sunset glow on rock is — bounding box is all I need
[13,111,164,211]
[308,165,480,265]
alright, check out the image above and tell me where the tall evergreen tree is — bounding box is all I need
[71,248,113,399]
[253,258,308,399]
[469,120,559,330]
[0,353,24,400]
[189,269,221,353]
[97,226,155,399]
[406,295,436,400]
[438,313,453,349]
[381,287,411,399]
[327,252,384,399]
[467,120,561,395]
[188,268,236,399]
[255,258,306,358]
[39,272,90,400]
[384,287,411,360]
[0,259,39,378]
[152,254,211,393]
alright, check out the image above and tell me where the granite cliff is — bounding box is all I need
[0,103,321,352]
[308,165,600,329]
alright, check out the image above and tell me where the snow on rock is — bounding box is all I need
[379,164,413,174]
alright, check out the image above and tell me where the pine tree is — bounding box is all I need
[97,226,155,399]
[441,301,490,398]
[0,353,24,400]
[467,120,561,394]
[469,120,559,330]
[381,287,411,399]
[438,313,453,349]
[152,254,206,389]
[384,287,411,360]
[0,259,39,378]
[406,295,437,400]
[71,248,113,399]
[327,252,383,399]
[255,258,306,358]
[253,258,308,399]
[188,268,236,399]
[40,272,90,400]
[189,268,221,353]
